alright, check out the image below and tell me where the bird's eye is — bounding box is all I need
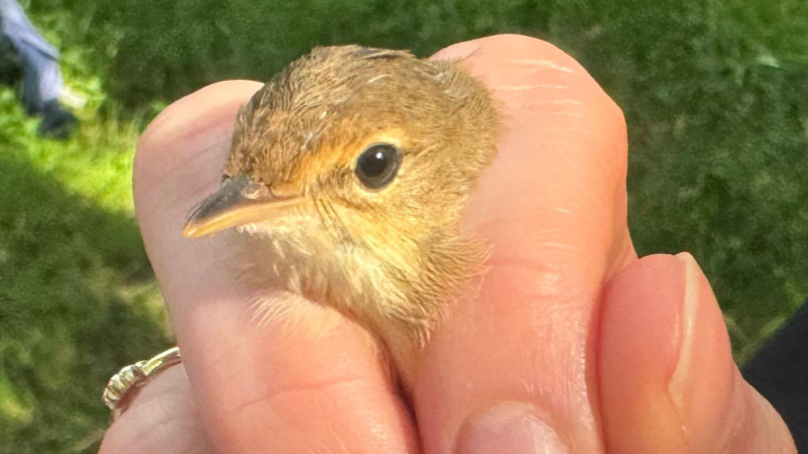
[355,143,402,190]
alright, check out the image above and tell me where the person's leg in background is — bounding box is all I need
[0,0,77,139]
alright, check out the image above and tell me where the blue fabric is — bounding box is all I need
[0,0,64,113]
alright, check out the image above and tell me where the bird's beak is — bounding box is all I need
[183,175,303,238]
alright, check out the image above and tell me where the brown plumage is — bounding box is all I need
[184,45,499,384]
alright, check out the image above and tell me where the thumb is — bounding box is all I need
[599,253,796,453]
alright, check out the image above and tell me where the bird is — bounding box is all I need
[183,45,500,387]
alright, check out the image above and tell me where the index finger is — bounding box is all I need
[134,81,418,453]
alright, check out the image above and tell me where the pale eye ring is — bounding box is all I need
[355,143,402,190]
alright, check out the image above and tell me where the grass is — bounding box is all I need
[0,99,170,453]
[1,0,807,451]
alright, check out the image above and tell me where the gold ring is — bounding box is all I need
[103,346,182,422]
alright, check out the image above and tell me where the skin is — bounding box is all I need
[99,35,796,454]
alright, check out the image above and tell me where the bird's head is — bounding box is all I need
[183,46,499,344]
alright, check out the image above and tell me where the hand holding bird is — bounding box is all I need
[103,35,796,454]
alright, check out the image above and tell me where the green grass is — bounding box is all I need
[0,100,170,453]
[1,0,807,451]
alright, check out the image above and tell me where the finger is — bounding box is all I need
[417,35,635,454]
[600,253,796,454]
[135,82,418,453]
[99,365,215,454]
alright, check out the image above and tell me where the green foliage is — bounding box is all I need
[561,0,808,359]
[22,0,576,105]
[2,0,808,451]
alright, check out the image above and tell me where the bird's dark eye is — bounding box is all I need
[355,143,402,190]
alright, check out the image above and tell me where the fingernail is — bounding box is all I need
[667,253,735,437]
[668,252,700,412]
[431,42,483,61]
[455,403,568,454]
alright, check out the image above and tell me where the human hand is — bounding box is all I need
[99,35,796,454]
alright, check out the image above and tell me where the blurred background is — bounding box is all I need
[0,0,806,451]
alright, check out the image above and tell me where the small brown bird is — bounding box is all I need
[183,45,499,384]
